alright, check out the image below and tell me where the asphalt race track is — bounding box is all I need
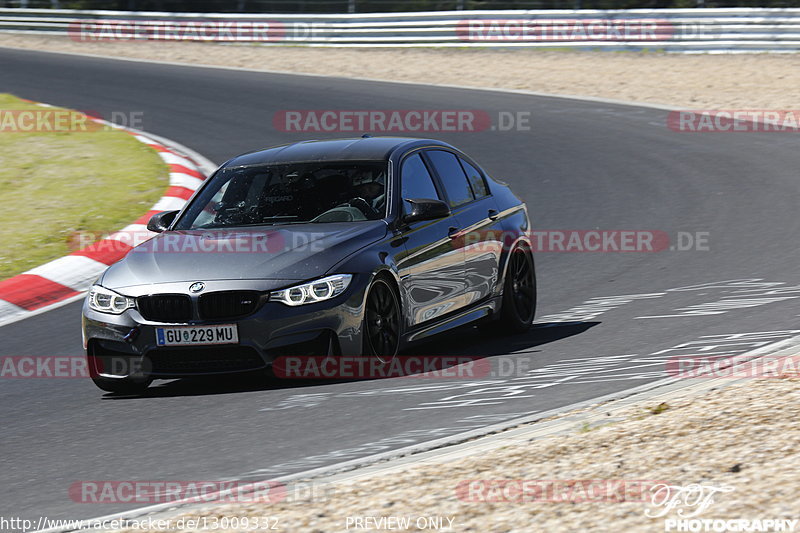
[2,47,800,523]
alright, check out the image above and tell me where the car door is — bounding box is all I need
[394,152,469,328]
[423,149,504,305]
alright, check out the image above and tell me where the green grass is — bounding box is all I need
[0,94,169,280]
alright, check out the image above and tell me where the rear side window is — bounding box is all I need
[459,158,489,198]
[426,150,474,208]
[401,153,440,203]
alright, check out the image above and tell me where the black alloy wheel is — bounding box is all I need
[364,278,401,362]
[501,245,536,332]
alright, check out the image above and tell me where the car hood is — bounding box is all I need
[100,221,387,290]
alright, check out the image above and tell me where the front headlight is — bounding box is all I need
[270,274,353,306]
[87,285,135,314]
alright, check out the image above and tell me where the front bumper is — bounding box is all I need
[82,277,368,379]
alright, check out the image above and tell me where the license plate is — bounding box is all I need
[156,324,238,346]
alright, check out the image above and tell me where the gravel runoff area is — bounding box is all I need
[0,34,799,109]
[109,376,800,533]
[3,34,798,532]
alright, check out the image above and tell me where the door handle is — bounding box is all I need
[448,227,461,239]
[487,209,499,221]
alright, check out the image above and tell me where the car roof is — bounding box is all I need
[224,137,454,167]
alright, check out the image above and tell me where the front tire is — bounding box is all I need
[500,244,536,333]
[362,277,401,362]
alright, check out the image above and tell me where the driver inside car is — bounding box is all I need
[345,171,386,219]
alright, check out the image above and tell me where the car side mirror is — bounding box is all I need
[146,210,179,233]
[402,198,451,224]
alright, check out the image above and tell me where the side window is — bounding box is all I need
[426,150,474,208]
[401,154,441,209]
[459,158,489,198]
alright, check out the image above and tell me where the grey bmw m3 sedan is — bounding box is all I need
[82,136,536,393]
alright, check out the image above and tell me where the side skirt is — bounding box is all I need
[403,296,501,344]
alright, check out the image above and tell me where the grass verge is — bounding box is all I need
[0,93,168,279]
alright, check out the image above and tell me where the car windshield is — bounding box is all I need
[175,160,389,229]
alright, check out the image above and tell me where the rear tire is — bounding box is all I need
[500,244,537,333]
